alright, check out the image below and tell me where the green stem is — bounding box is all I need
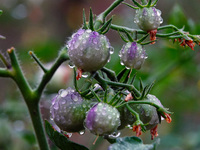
[28,102,50,150]
[94,0,124,29]
[101,67,118,82]
[0,52,10,68]
[29,51,48,73]
[7,48,33,100]
[126,103,140,121]
[111,24,186,39]
[35,48,69,97]
[0,68,11,77]
[116,100,172,114]
[94,72,141,97]
[7,48,50,150]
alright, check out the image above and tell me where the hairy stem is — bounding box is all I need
[94,0,124,29]
[28,102,50,150]
[35,47,69,98]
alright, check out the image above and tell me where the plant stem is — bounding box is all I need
[116,100,172,114]
[94,72,141,97]
[0,68,11,77]
[28,102,50,150]
[7,47,50,150]
[35,48,69,97]
[94,0,125,29]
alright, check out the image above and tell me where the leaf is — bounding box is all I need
[45,120,89,150]
[0,10,2,15]
[108,136,159,150]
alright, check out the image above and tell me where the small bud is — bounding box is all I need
[85,102,121,136]
[67,29,112,72]
[134,7,163,32]
[119,42,147,69]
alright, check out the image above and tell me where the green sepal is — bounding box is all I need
[117,68,128,81]
[140,81,155,99]
[140,40,157,45]
[147,0,152,7]
[89,8,94,31]
[0,10,3,15]
[123,29,134,42]
[118,30,129,42]
[97,17,113,34]
[132,0,144,8]
[122,2,139,9]
[45,120,89,150]
[82,9,88,29]
[151,0,159,7]
[101,67,118,82]
[139,78,144,93]
[137,33,149,43]
[129,73,137,85]
[123,69,131,84]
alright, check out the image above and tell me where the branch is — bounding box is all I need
[0,68,11,77]
[7,47,33,100]
[94,0,125,29]
[35,47,69,98]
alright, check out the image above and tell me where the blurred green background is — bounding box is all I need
[0,0,200,150]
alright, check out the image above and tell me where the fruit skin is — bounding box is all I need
[50,87,91,132]
[85,102,121,136]
[119,42,147,69]
[67,29,111,72]
[134,7,163,32]
[118,94,162,130]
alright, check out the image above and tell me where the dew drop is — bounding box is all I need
[68,61,75,68]
[157,10,161,16]
[60,90,68,98]
[54,103,59,110]
[120,61,124,66]
[109,47,114,54]
[79,130,85,135]
[82,72,89,78]
[50,116,54,120]
[108,131,121,139]
[125,66,130,70]
[159,17,163,24]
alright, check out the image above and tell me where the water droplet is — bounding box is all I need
[127,124,132,129]
[60,90,68,98]
[120,61,124,66]
[82,72,89,78]
[109,47,114,54]
[79,130,85,135]
[125,66,130,70]
[54,103,59,110]
[157,9,161,16]
[108,131,121,139]
[107,56,111,62]
[50,116,54,120]
[68,61,75,68]
[86,29,92,33]
[159,17,163,24]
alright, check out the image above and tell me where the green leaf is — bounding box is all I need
[45,120,89,150]
[108,136,159,150]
